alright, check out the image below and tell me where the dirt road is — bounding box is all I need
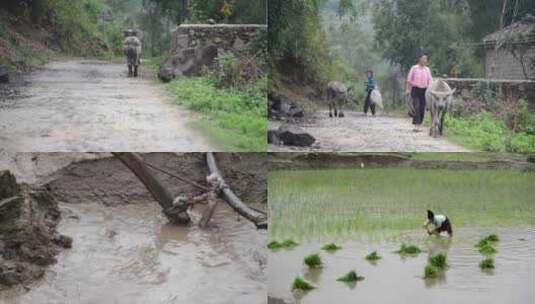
[0,60,213,152]
[269,111,469,152]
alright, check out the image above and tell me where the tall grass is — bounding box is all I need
[269,167,535,239]
[166,76,266,151]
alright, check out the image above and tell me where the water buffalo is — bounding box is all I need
[123,30,142,77]
[327,81,350,118]
[425,79,456,138]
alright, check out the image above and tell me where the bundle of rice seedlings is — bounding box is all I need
[365,251,381,261]
[479,258,495,269]
[478,243,497,255]
[304,254,322,268]
[267,239,299,250]
[336,270,364,282]
[428,253,448,270]
[280,239,299,247]
[424,265,439,278]
[321,243,342,252]
[292,276,315,291]
[394,244,422,255]
[267,241,282,249]
[485,234,499,242]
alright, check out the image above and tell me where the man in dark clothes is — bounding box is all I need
[364,70,377,116]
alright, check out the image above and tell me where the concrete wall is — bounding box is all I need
[165,24,266,76]
[485,45,535,80]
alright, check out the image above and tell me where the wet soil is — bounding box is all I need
[0,171,71,288]
[0,153,267,303]
[268,152,535,171]
[268,111,469,152]
[268,227,535,304]
[0,60,213,152]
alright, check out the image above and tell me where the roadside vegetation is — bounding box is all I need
[166,73,267,151]
[446,92,535,153]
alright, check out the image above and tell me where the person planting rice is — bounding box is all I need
[424,210,453,237]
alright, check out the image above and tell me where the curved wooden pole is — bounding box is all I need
[112,152,191,224]
[206,153,267,229]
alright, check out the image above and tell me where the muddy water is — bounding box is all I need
[269,227,535,304]
[1,202,266,304]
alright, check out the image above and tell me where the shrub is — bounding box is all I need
[337,270,364,282]
[292,276,315,291]
[304,254,322,268]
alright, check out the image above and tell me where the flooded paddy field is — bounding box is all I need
[1,153,267,304]
[268,162,535,304]
[269,227,535,304]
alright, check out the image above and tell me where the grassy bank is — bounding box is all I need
[166,76,267,151]
[269,167,535,239]
[444,112,535,153]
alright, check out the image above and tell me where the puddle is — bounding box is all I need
[1,202,266,304]
[268,227,535,304]
[0,153,267,304]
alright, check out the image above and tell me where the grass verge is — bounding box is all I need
[166,76,266,151]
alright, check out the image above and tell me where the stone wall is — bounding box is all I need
[485,44,535,80]
[445,78,535,111]
[163,24,266,77]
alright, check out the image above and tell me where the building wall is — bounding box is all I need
[485,46,535,80]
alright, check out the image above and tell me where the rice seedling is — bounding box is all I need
[479,258,495,269]
[292,276,315,291]
[428,253,448,269]
[475,239,490,248]
[394,244,422,255]
[322,243,342,252]
[280,239,299,247]
[304,254,322,268]
[485,234,500,242]
[267,241,282,249]
[478,243,497,256]
[269,168,535,239]
[424,265,439,278]
[267,239,299,250]
[365,251,381,261]
[336,270,364,282]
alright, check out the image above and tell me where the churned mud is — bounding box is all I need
[0,60,213,152]
[268,111,469,152]
[0,153,266,304]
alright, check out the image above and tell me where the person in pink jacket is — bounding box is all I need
[405,50,433,132]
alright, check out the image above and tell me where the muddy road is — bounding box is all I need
[269,111,469,152]
[0,60,213,152]
[0,153,267,304]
